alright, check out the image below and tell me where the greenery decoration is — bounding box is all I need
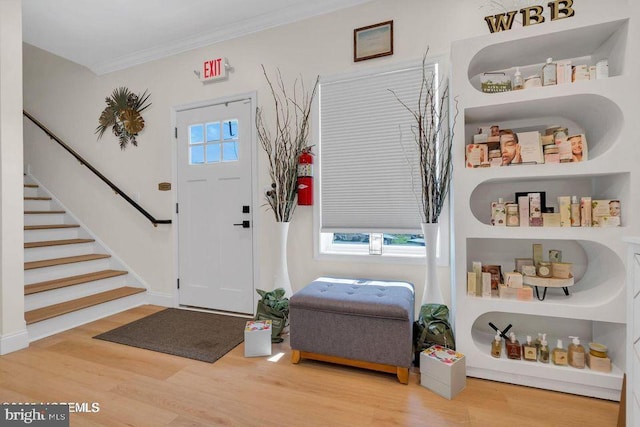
[256,288,289,312]
[256,66,319,222]
[389,51,459,224]
[96,87,151,150]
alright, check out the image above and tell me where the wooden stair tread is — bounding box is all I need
[24,224,79,230]
[24,184,38,188]
[25,269,128,295]
[25,238,95,248]
[25,287,145,324]
[24,210,65,214]
[25,254,111,270]
[24,197,52,201]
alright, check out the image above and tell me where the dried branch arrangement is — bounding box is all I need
[96,87,151,150]
[256,65,319,222]
[390,52,459,224]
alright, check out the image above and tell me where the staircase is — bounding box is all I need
[23,176,146,341]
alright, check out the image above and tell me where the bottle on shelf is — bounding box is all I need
[506,332,522,360]
[568,336,586,369]
[513,67,524,90]
[538,334,550,364]
[571,196,580,227]
[522,335,537,361]
[534,332,543,354]
[542,58,557,86]
[491,333,502,358]
[552,339,568,366]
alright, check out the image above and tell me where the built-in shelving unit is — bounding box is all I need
[451,9,636,401]
[624,237,640,426]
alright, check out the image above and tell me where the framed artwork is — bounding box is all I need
[353,20,393,62]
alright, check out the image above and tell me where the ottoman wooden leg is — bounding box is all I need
[291,349,301,364]
[397,367,409,384]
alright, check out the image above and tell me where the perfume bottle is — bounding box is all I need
[538,334,550,363]
[568,336,585,369]
[513,67,524,90]
[506,332,521,360]
[522,335,537,361]
[534,332,543,355]
[542,57,557,86]
[552,339,568,366]
[570,196,580,227]
[491,333,502,358]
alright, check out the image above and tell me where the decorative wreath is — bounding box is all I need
[96,87,151,150]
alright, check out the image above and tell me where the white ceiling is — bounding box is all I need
[22,0,374,75]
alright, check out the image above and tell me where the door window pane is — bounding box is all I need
[223,120,238,140]
[206,143,221,163]
[190,146,204,164]
[222,142,239,161]
[189,124,204,144]
[206,122,221,142]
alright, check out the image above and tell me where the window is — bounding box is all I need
[189,119,239,165]
[317,59,449,263]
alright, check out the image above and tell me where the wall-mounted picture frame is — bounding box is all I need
[353,20,393,62]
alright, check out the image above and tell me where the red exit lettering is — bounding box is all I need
[203,58,223,79]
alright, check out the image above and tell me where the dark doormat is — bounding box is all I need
[94,308,248,363]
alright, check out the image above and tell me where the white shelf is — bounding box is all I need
[468,331,624,400]
[451,7,635,400]
[464,225,629,241]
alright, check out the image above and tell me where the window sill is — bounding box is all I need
[315,250,447,267]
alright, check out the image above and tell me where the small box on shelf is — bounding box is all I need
[587,353,612,373]
[420,345,466,400]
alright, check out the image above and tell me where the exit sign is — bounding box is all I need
[201,57,228,82]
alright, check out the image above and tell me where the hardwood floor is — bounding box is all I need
[0,305,621,426]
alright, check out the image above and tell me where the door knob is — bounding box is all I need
[233,220,250,228]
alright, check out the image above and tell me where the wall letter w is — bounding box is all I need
[484,11,518,33]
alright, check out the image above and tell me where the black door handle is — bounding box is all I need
[233,220,250,228]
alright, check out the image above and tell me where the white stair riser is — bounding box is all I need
[23,187,40,198]
[25,275,129,311]
[24,213,66,226]
[24,242,98,263]
[25,258,112,285]
[24,228,81,243]
[26,292,146,342]
[24,200,53,211]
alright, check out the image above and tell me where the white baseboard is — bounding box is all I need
[146,291,174,307]
[0,328,29,355]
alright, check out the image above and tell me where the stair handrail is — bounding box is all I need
[23,110,172,227]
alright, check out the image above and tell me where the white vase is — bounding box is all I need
[273,221,293,298]
[421,222,444,306]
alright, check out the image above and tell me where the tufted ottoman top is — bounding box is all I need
[290,277,414,320]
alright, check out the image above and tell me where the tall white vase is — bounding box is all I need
[421,222,444,306]
[273,221,293,298]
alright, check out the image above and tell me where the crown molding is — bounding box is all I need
[89,0,373,75]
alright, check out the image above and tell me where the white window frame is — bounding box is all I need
[313,58,451,266]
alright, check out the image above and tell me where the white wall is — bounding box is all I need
[23,0,608,310]
[1,0,27,354]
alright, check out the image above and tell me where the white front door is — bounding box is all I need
[176,98,254,314]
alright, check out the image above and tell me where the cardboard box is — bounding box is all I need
[244,320,272,357]
[504,272,523,288]
[517,131,543,164]
[466,143,488,168]
[587,353,612,373]
[516,286,533,301]
[591,199,621,227]
[420,345,466,399]
[499,284,518,299]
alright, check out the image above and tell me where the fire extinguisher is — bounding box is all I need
[297,148,313,205]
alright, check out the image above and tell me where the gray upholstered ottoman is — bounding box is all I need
[289,277,414,384]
